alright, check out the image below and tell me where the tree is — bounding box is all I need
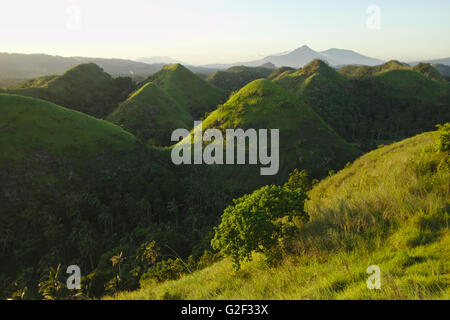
[211,185,309,269]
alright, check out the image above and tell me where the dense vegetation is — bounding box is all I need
[143,64,228,119]
[1,58,449,300]
[276,60,450,151]
[4,64,134,118]
[206,66,274,91]
[112,127,449,300]
[107,83,193,146]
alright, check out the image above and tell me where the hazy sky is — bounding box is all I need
[1,0,449,65]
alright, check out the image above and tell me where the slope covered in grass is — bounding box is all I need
[145,64,227,119]
[0,93,136,163]
[5,63,134,118]
[112,130,449,300]
[206,66,273,91]
[107,82,193,146]
[177,79,360,190]
[276,60,450,150]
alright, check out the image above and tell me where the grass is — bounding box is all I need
[0,93,136,163]
[206,66,273,91]
[145,64,228,119]
[5,63,133,118]
[110,130,449,300]
[180,78,360,185]
[107,82,193,146]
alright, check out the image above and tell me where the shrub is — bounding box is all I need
[211,185,309,269]
[435,123,450,153]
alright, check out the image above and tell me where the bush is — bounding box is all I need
[211,185,309,269]
[435,123,450,153]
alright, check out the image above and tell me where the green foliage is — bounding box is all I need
[107,82,193,146]
[5,63,134,118]
[284,169,311,191]
[276,60,450,151]
[435,123,450,153]
[0,93,136,163]
[144,64,227,119]
[198,79,360,183]
[211,185,309,269]
[206,66,273,91]
[114,130,449,300]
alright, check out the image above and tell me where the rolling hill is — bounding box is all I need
[275,60,450,150]
[107,82,193,146]
[111,129,449,300]
[206,65,274,91]
[177,79,360,190]
[0,93,136,163]
[144,64,228,119]
[5,63,134,118]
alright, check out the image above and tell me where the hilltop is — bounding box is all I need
[112,129,449,300]
[206,65,274,91]
[144,64,228,119]
[5,63,134,118]
[107,82,193,146]
[180,79,360,189]
[275,60,450,150]
[0,93,136,163]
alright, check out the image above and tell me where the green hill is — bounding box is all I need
[275,60,450,151]
[177,79,360,189]
[111,129,449,300]
[206,66,273,91]
[267,66,295,81]
[144,64,227,119]
[107,82,193,146]
[338,60,444,81]
[5,63,134,118]
[0,93,136,163]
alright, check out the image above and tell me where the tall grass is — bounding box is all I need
[110,132,449,300]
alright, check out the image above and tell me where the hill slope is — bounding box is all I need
[206,66,273,91]
[177,79,360,190]
[112,130,449,300]
[107,82,193,146]
[5,63,134,118]
[144,64,228,119]
[276,60,450,150]
[0,93,136,163]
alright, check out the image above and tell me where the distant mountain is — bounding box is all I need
[0,52,165,79]
[409,57,450,66]
[203,45,384,69]
[433,64,450,78]
[137,56,183,65]
[319,48,383,67]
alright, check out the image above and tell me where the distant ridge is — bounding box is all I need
[202,45,384,69]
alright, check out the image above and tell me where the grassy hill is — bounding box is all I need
[144,64,227,119]
[267,66,295,81]
[275,60,450,150]
[0,93,186,299]
[338,60,444,81]
[111,130,449,300]
[206,66,274,91]
[5,63,134,118]
[107,82,193,146]
[177,79,360,190]
[0,93,136,163]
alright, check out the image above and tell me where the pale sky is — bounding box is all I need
[1,0,449,65]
